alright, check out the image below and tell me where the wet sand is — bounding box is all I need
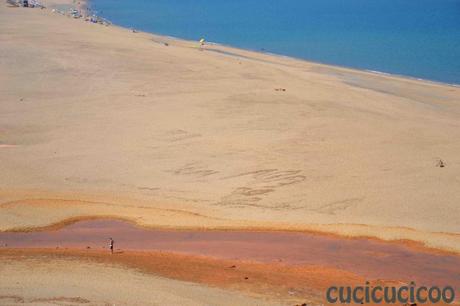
[1,219,459,296]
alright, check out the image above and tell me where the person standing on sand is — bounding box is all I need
[109,238,114,254]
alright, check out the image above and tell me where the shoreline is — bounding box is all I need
[48,0,460,88]
[84,1,460,88]
[188,38,460,88]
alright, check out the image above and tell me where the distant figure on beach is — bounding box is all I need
[199,38,205,50]
[109,238,114,254]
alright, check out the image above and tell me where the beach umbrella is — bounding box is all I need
[199,38,205,49]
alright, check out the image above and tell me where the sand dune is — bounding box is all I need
[1,0,459,253]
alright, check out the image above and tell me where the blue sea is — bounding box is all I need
[90,0,460,85]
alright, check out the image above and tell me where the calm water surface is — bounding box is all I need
[1,219,460,287]
[89,0,460,84]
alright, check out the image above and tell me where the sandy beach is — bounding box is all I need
[1,0,460,304]
[0,250,286,306]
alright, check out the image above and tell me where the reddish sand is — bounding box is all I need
[1,219,459,292]
[0,248,358,304]
[1,247,458,306]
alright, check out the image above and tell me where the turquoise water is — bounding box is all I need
[90,0,460,84]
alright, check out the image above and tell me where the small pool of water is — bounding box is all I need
[1,219,459,288]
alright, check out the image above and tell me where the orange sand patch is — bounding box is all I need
[1,248,458,306]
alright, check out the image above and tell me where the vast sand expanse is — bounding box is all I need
[1,1,460,304]
[1,0,459,250]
